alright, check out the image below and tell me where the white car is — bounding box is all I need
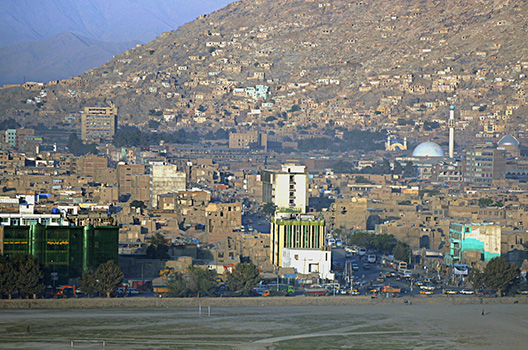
[460,289,475,295]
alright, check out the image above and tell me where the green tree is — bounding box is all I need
[467,268,485,291]
[95,260,124,298]
[393,242,411,262]
[483,257,520,296]
[67,133,98,156]
[333,160,353,174]
[372,234,397,255]
[149,232,166,247]
[78,270,98,297]
[12,254,44,299]
[167,272,190,297]
[129,200,146,209]
[478,198,494,207]
[393,160,403,175]
[166,266,217,298]
[187,266,218,297]
[403,161,415,177]
[0,118,21,130]
[227,262,261,292]
[262,202,277,216]
[347,231,373,249]
[0,255,17,299]
[355,175,373,184]
[146,232,170,259]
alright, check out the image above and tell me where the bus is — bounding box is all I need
[397,261,408,272]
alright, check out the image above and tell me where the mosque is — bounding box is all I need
[395,105,522,184]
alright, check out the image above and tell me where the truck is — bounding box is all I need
[304,285,326,296]
[381,286,401,297]
[153,286,170,297]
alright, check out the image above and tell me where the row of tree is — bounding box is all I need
[345,232,411,262]
[77,261,124,298]
[0,254,124,299]
[166,262,260,297]
[467,257,520,296]
[0,254,44,299]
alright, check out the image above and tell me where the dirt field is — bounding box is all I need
[0,301,527,349]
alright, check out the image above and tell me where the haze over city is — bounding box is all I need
[1,1,528,349]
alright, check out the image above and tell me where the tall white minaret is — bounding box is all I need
[448,105,455,158]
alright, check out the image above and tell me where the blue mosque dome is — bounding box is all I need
[412,142,445,157]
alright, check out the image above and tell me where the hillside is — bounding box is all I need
[1,0,528,149]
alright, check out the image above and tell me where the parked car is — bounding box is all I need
[127,288,140,295]
[444,289,458,295]
[460,289,475,295]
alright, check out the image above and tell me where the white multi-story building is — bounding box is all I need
[262,164,308,213]
[150,164,187,208]
[282,248,333,280]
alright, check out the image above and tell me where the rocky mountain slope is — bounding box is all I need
[1,0,528,147]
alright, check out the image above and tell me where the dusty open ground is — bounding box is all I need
[0,301,527,349]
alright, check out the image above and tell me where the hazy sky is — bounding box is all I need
[0,0,237,47]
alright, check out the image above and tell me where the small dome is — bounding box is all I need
[498,134,519,146]
[412,142,445,157]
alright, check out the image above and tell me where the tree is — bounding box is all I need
[78,270,98,297]
[467,268,485,291]
[146,232,170,259]
[483,257,520,296]
[403,161,415,177]
[333,160,353,174]
[167,272,190,297]
[95,260,124,298]
[262,202,277,217]
[129,200,146,209]
[187,266,217,297]
[393,242,411,262]
[478,198,494,207]
[167,266,217,297]
[0,118,21,130]
[0,255,17,299]
[149,232,166,247]
[67,133,98,156]
[12,254,44,299]
[227,263,261,292]
[372,234,397,255]
[393,160,403,175]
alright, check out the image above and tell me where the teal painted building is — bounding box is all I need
[445,222,501,266]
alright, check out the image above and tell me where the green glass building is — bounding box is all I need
[0,224,119,283]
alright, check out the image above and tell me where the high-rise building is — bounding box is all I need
[464,145,506,183]
[117,163,145,200]
[0,223,118,284]
[262,164,308,213]
[81,106,118,143]
[270,211,326,267]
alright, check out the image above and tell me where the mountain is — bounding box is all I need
[0,32,140,86]
[0,0,235,85]
[0,0,236,47]
[1,0,528,148]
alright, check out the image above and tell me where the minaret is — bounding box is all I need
[448,105,455,158]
